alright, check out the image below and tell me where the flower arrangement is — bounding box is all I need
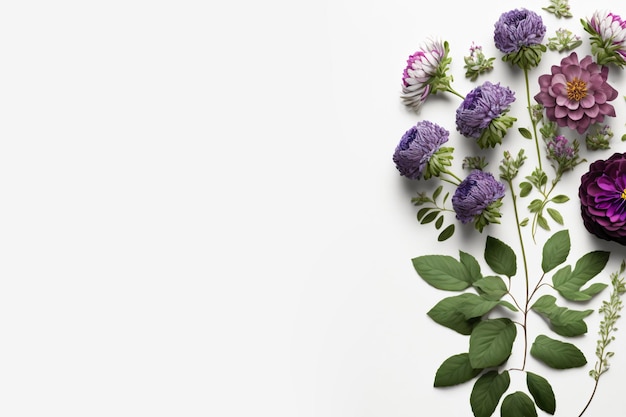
[393,2,626,416]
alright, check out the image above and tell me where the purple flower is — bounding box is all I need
[534,52,618,134]
[583,10,626,67]
[456,81,516,142]
[401,39,449,112]
[494,8,546,54]
[393,121,449,180]
[452,170,506,231]
[579,153,626,245]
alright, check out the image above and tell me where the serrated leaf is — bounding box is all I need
[542,230,570,273]
[552,251,610,301]
[530,335,587,369]
[531,295,592,337]
[485,236,517,277]
[435,215,444,229]
[421,211,438,224]
[473,276,508,301]
[501,392,538,417]
[438,224,455,241]
[546,207,564,225]
[417,207,431,221]
[518,127,533,139]
[551,194,570,203]
[470,371,510,417]
[469,318,517,368]
[434,353,482,387]
[459,251,482,283]
[527,372,556,414]
[412,255,472,291]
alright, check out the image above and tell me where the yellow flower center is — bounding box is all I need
[566,77,588,101]
[622,189,626,200]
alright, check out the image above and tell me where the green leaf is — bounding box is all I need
[459,251,482,283]
[547,208,564,225]
[498,300,518,312]
[531,295,593,337]
[432,185,443,201]
[528,198,543,213]
[469,318,517,368]
[485,236,517,277]
[428,293,500,334]
[518,127,533,139]
[470,371,510,417]
[412,255,472,291]
[417,207,431,221]
[434,215,444,230]
[438,224,455,241]
[551,194,570,203]
[421,211,438,224]
[530,335,587,369]
[519,181,532,197]
[520,217,529,227]
[542,230,570,273]
[473,276,508,301]
[434,353,482,387]
[500,392,538,417]
[537,214,550,231]
[527,372,556,414]
[552,251,610,301]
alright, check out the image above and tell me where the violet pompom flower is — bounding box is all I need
[579,152,626,245]
[393,121,452,180]
[534,52,618,135]
[401,39,456,113]
[494,8,547,69]
[452,170,505,232]
[545,135,584,176]
[582,10,626,67]
[456,81,516,148]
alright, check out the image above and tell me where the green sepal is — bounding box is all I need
[501,43,547,69]
[424,146,454,180]
[475,114,517,149]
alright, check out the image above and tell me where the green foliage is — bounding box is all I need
[427,293,498,335]
[531,295,593,337]
[501,392,538,417]
[412,254,472,291]
[530,335,587,369]
[551,251,610,301]
[470,371,510,417]
[412,185,456,241]
[541,230,570,273]
[526,372,556,414]
[469,318,517,368]
[434,353,482,387]
[484,236,517,278]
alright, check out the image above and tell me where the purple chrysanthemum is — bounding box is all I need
[579,152,626,245]
[456,81,516,139]
[452,170,505,227]
[534,52,618,134]
[401,39,447,112]
[494,8,546,54]
[393,121,449,180]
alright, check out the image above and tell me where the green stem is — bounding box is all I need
[524,68,542,171]
[442,169,463,185]
[446,86,465,100]
[578,376,600,416]
[531,174,562,241]
[507,178,531,370]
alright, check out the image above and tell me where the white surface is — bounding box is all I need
[1,0,626,416]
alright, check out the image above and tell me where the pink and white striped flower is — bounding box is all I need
[583,10,626,67]
[400,39,448,112]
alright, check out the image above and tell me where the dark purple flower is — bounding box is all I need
[452,170,506,231]
[456,81,516,139]
[534,52,618,134]
[579,153,626,245]
[494,8,546,54]
[393,121,449,180]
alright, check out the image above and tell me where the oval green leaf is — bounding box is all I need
[469,318,517,368]
[434,353,482,387]
[501,392,538,417]
[485,236,517,277]
[470,371,510,417]
[530,335,587,369]
[412,255,471,291]
[527,372,556,414]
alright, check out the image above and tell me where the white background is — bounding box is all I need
[1,0,626,416]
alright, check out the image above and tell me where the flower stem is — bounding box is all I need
[506,178,531,369]
[442,169,463,185]
[524,68,542,171]
[446,86,465,100]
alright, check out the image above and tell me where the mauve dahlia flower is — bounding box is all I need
[456,81,516,148]
[494,8,547,68]
[452,170,505,232]
[579,152,626,245]
[393,121,450,180]
[534,52,618,135]
[582,10,626,67]
[401,39,454,112]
